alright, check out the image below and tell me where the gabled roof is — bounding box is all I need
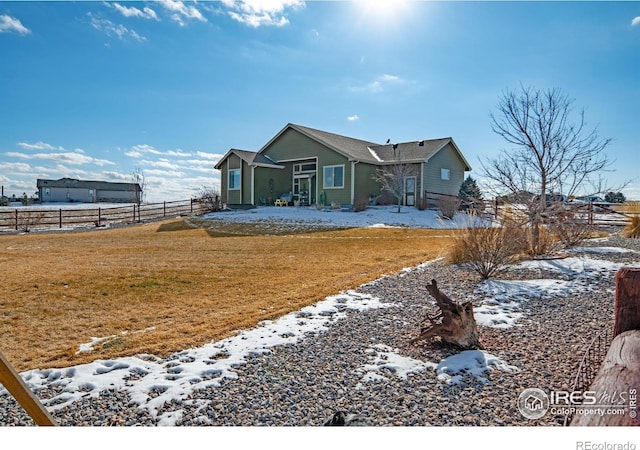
[369,138,472,171]
[258,123,471,170]
[214,148,283,170]
[216,123,471,171]
[260,123,381,164]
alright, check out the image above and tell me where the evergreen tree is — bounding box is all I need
[459,175,484,212]
[604,191,626,203]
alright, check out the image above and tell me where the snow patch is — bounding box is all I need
[435,350,520,384]
[7,290,391,426]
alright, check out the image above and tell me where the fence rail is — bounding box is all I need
[0,198,217,232]
[423,191,633,227]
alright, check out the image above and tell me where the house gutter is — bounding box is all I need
[351,160,359,205]
[250,165,255,206]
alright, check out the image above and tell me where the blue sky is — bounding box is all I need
[1,1,639,202]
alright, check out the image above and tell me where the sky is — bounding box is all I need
[0,0,639,202]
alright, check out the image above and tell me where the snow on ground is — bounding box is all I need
[569,246,636,254]
[10,291,391,426]
[473,254,640,329]
[354,344,519,387]
[203,205,485,229]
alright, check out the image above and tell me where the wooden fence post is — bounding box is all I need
[0,351,56,426]
[14,209,18,230]
[615,268,640,337]
[59,209,62,228]
[571,268,640,426]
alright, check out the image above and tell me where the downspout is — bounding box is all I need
[250,165,255,206]
[421,162,425,199]
[350,160,358,205]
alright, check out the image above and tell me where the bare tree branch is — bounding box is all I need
[482,85,624,255]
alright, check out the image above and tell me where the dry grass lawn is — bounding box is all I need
[1,218,455,372]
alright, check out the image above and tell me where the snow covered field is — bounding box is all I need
[203,205,484,229]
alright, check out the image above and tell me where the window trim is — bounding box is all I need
[228,168,241,190]
[440,168,450,181]
[323,164,345,189]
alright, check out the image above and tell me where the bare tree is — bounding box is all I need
[131,168,145,205]
[481,85,617,255]
[373,160,419,213]
[197,186,222,212]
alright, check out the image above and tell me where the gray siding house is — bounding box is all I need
[37,178,142,203]
[215,123,471,207]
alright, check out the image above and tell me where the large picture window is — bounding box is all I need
[323,165,344,189]
[229,169,240,190]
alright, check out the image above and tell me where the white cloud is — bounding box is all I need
[6,151,115,166]
[17,141,61,151]
[380,74,400,82]
[196,151,225,161]
[126,144,192,158]
[88,14,146,42]
[1,162,31,172]
[144,168,186,178]
[110,3,159,21]
[632,16,640,26]
[349,74,406,94]
[165,149,193,157]
[221,0,304,27]
[157,0,206,26]
[130,144,162,155]
[141,158,181,170]
[125,150,144,158]
[0,14,30,35]
[347,115,359,121]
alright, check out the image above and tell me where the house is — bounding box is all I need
[214,123,471,208]
[36,178,142,203]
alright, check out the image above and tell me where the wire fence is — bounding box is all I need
[423,191,633,227]
[0,198,220,232]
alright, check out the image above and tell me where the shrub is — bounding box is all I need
[353,195,369,212]
[448,216,528,280]
[604,191,626,204]
[437,196,461,219]
[415,195,428,211]
[624,216,640,239]
[548,208,595,248]
[623,202,640,239]
[374,190,395,206]
[197,186,222,212]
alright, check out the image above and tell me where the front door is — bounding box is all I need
[405,176,416,206]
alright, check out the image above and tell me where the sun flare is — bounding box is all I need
[355,0,411,23]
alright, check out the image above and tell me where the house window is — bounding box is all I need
[441,168,450,181]
[294,162,316,174]
[229,169,240,190]
[323,165,344,189]
[88,189,94,198]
